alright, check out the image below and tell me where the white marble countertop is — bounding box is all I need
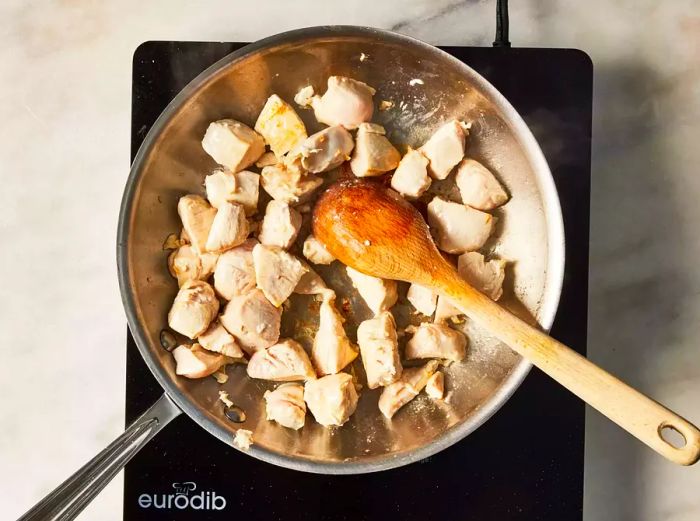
[2,1,699,519]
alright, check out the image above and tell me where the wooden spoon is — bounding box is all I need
[313,178,700,465]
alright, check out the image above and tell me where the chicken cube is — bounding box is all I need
[198,320,245,358]
[419,120,467,180]
[264,383,306,430]
[405,322,467,362]
[205,169,260,216]
[346,266,398,315]
[254,94,308,157]
[427,196,495,253]
[201,119,265,172]
[294,85,315,107]
[177,195,217,254]
[258,200,302,249]
[390,148,431,198]
[205,202,249,253]
[457,251,506,301]
[425,371,445,400]
[406,283,437,316]
[221,289,281,354]
[168,245,218,287]
[300,126,354,174]
[311,76,375,129]
[312,293,359,375]
[213,239,257,300]
[167,280,219,339]
[434,295,462,324]
[357,311,402,389]
[350,123,401,177]
[252,244,308,307]
[255,151,278,168]
[247,339,316,381]
[378,360,439,419]
[455,158,508,210]
[294,264,333,298]
[304,373,359,426]
[261,163,323,205]
[302,235,335,265]
[172,343,226,379]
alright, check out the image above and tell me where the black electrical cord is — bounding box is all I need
[493,0,511,47]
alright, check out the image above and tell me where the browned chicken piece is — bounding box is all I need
[357,311,403,389]
[167,280,219,339]
[378,360,439,419]
[302,235,335,265]
[419,120,467,180]
[390,148,431,198]
[255,151,278,168]
[455,158,508,210]
[264,383,306,430]
[300,126,354,174]
[177,195,217,254]
[213,239,257,300]
[405,322,467,362]
[457,252,506,301]
[425,371,445,400]
[198,320,245,358]
[258,200,302,249]
[254,94,308,157]
[350,123,401,177]
[247,339,316,381]
[261,163,323,205]
[427,196,495,253]
[312,293,359,375]
[311,76,375,129]
[346,266,398,315]
[252,244,308,307]
[168,245,219,287]
[304,373,359,426]
[201,119,265,172]
[221,289,281,354]
[172,343,226,379]
[406,283,437,316]
[205,202,249,253]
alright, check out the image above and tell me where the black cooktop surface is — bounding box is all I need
[125,41,592,521]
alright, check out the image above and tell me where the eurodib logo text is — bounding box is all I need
[137,481,227,511]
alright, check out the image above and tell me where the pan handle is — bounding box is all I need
[18,393,182,521]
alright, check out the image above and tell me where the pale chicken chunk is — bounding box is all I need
[255,151,278,168]
[350,123,401,177]
[213,239,257,299]
[230,171,261,215]
[177,195,217,253]
[221,289,281,354]
[311,76,375,129]
[346,266,398,315]
[167,280,219,339]
[425,371,445,400]
[357,311,402,389]
[252,244,308,307]
[258,200,302,249]
[264,383,306,430]
[427,197,495,253]
[419,120,467,180]
[405,322,467,362]
[455,158,508,210]
[302,235,335,265]
[205,202,249,253]
[254,94,307,157]
[434,295,462,324]
[168,245,218,287]
[312,293,358,376]
[172,343,226,379]
[247,339,316,381]
[304,373,359,427]
[198,320,245,358]
[294,85,315,107]
[201,119,265,172]
[261,163,323,205]
[294,264,333,298]
[390,148,431,198]
[406,283,437,316]
[205,169,260,216]
[378,360,439,419]
[300,126,354,174]
[457,252,506,301]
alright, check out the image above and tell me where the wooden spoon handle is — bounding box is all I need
[439,274,700,466]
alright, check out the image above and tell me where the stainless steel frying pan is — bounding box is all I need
[20,26,564,520]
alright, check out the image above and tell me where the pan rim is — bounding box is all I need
[117,25,565,474]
